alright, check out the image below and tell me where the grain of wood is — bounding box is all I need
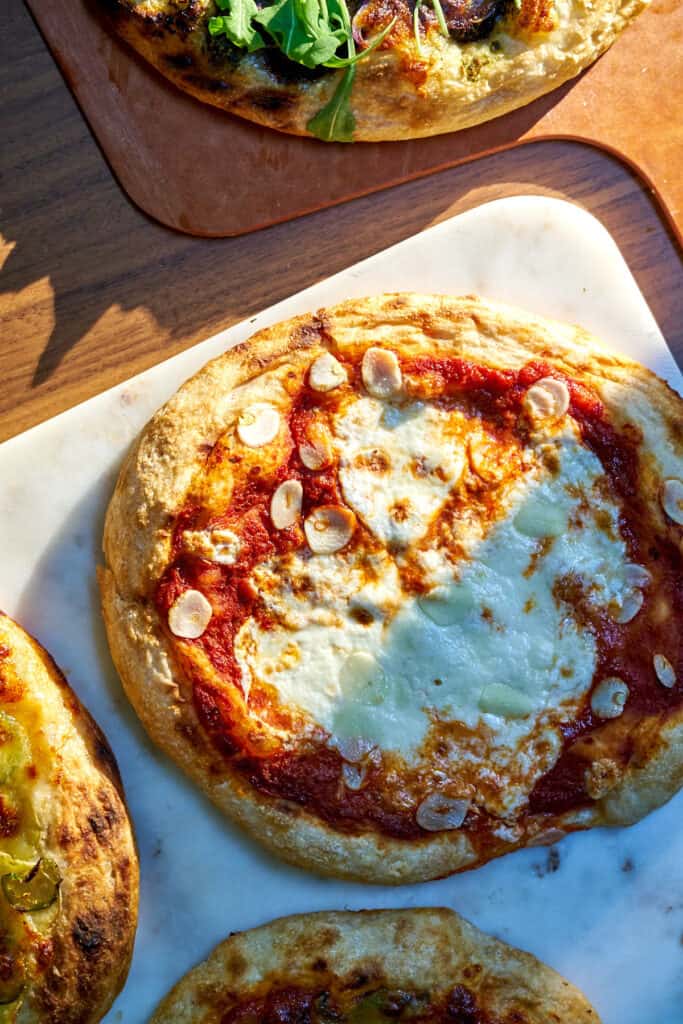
[1,2,682,442]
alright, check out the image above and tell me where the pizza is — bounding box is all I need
[99,0,648,142]
[101,293,683,885]
[150,908,599,1022]
[0,612,138,1023]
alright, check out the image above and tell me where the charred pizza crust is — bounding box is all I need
[150,908,599,1022]
[101,293,683,884]
[0,612,138,1023]
[99,0,648,141]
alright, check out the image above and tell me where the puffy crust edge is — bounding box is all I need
[100,0,648,141]
[150,908,600,1022]
[0,612,138,1024]
[101,292,683,884]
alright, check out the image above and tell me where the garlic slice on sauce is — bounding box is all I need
[361,348,402,399]
[661,478,683,525]
[591,677,629,719]
[653,653,676,688]
[237,403,280,447]
[623,563,652,590]
[612,589,644,624]
[341,762,367,791]
[327,735,376,763]
[270,479,303,529]
[523,377,570,422]
[309,352,347,392]
[304,505,356,554]
[416,793,470,832]
[168,590,212,639]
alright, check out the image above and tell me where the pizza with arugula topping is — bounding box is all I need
[0,613,137,1023]
[150,909,600,1022]
[101,294,683,884]
[99,0,648,141]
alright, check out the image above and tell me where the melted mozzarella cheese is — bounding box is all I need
[334,398,466,547]
[234,398,632,816]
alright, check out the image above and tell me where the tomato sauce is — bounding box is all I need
[155,355,683,839]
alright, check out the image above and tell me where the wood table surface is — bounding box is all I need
[2,0,683,444]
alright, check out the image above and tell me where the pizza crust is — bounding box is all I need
[101,293,683,884]
[150,908,600,1022]
[0,612,138,1024]
[100,0,648,141]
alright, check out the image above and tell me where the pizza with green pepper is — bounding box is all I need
[98,0,648,141]
[150,909,600,1022]
[101,293,683,884]
[0,612,138,1023]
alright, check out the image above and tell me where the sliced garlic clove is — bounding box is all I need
[416,793,470,832]
[523,377,570,421]
[661,478,683,525]
[341,761,367,791]
[304,505,356,554]
[591,677,629,719]
[624,563,651,590]
[612,588,644,624]
[361,347,402,399]
[270,479,303,529]
[653,653,676,688]
[527,828,567,847]
[237,403,280,447]
[299,441,328,470]
[328,734,376,763]
[168,590,212,639]
[478,683,534,719]
[309,352,347,392]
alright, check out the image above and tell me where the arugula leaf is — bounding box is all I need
[208,0,265,51]
[255,0,346,67]
[306,64,356,141]
[323,15,396,67]
[413,0,423,54]
[430,0,449,37]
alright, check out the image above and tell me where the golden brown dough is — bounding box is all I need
[0,612,138,1023]
[150,908,600,1022]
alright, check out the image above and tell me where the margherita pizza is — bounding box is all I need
[150,908,599,1022]
[0,612,138,1023]
[100,0,648,142]
[101,294,683,884]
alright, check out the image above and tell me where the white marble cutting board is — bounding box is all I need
[1,197,682,1024]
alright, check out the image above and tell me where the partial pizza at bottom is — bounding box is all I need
[0,613,138,1023]
[150,908,599,1022]
[101,294,683,884]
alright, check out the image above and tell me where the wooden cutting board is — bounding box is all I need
[26,0,683,238]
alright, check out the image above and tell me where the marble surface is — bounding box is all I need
[1,196,682,1023]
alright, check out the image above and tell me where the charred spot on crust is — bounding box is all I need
[165,51,194,68]
[72,915,105,958]
[445,984,479,1023]
[186,74,233,92]
[442,0,508,41]
[93,731,123,786]
[260,47,329,83]
[206,30,246,69]
[248,88,296,112]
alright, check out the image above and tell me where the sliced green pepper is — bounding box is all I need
[2,857,61,913]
